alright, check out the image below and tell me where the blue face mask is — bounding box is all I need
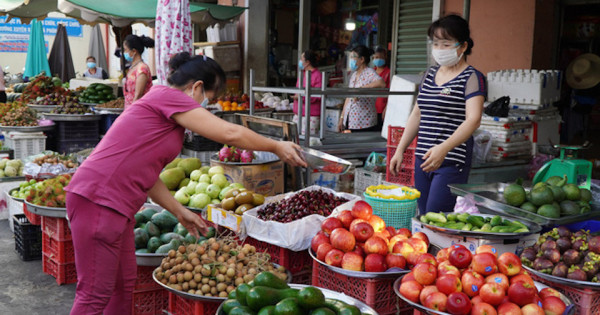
[189,84,209,108]
[298,60,304,70]
[87,62,96,69]
[349,59,358,71]
[124,52,133,62]
[373,58,385,68]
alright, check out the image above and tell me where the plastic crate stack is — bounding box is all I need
[385,126,417,187]
[167,293,220,315]
[133,265,168,315]
[3,132,47,160]
[41,216,77,285]
[13,214,42,261]
[54,121,100,154]
[479,113,533,162]
[529,272,600,315]
[244,236,313,284]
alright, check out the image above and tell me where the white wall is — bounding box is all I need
[106,23,155,80]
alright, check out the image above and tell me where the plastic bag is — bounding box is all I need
[472,129,492,164]
[364,152,386,173]
[484,96,510,117]
[454,194,479,214]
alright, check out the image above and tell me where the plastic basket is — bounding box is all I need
[56,138,98,154]
[13,214,42,261]
[363,187,419,230]
[135,265,161,291]
[42,231,74,263]
[529,273,600,315]
[311,261,399,315]
[386,166,415,187]
[354,168,384,196]
[3,131,47,160]
[41,216,72,241]
[42,252,77,285]
[167,292,221,315]
[386,146,416,169]
[387,126,418,148]
[183,133,222,151]
[244,236,312,274]
[291,269,312,285]
[133,287,169,315]
[56,120,99,140]
[23,203,41,225]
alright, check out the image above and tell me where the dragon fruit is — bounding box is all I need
[240,150,255,163]
[230,147,241,162]
[218,145,233,162]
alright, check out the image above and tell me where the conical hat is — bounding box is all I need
[566,53,600,89]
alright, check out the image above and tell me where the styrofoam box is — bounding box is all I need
[195,44,241,72]
[324,109,341,132]
[310,171,340,191]
[411,218,539,255]
[487,69,562,105]
[69,78,118,96]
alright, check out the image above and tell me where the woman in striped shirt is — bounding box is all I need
[389,14,486,214]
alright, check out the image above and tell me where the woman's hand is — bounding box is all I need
[176,208,213,239]
[420,145,449,172]
[389,149,405,176]
[274,141,307,167]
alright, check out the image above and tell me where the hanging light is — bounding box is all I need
[345,12,356,31]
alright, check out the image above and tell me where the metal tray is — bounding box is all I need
[394,276,575,315]
[0,124,55,132]
[215,283,378,315]
[310,248,409,278]
[0,176,26,183]
[93,107,123,115]
[300,147,353,174]
[42,113,102,121]
[136,253,167,266]
[80,102,101,106]
[27,104,58,113]
[24,200,66,218]
[523,265,600,290]
[449,182,600,225]
[418,213,542,239]
[7,187,23,201]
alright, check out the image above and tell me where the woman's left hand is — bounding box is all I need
[176,208,213,239]
[421,144,449,172]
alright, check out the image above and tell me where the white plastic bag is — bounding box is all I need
[454,195,479,214]
[472,129,492,164]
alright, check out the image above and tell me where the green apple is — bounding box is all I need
[206,184,221,199]
[195,182,210,194]
[208,166,224,177]
[190,169,203,181]
[211,199,220,205]
[189,193,211,209]
[229,183,245,190]
[199,174,211,184]
[174,189,190,205]
[185,180,198,195]
[211,173,229,188]
[219,186,233,200]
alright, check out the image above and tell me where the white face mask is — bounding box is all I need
[432,46,463,67]
[188,83,209,108]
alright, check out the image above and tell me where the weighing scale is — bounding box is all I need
[533,145,593,189]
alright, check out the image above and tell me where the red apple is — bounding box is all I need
[471,296,483,305]
[413,262,437,285]
[497,302,523,315]
[351,200,373,220]
[424,292,448,312]
[438,263,462,278]
[509,274,535,287]
[447,292,471,315]
[416,253,438,267]
[324,249,344,267]
[476,245,499,258]
[321,217,343,235]
[352,245,365,257]
[497,252,522,276]
[392,239,414,256]
[407,238,428,254]
[436,274,462,296]
[461,270,485,297]
[412,231,429,246]
[420,285,439,305]
[508,282,536,306]
[311,232,330,253]
[337,210,354,229]
[500,295,511,305]
[449,246,473,269]
[436,247,451,263]
[368,214,385,232]
[406,252,423,267]
[399,280,423,303]
[316,243,334,261]
[472,253,498,276]
[520,303,544,315]
[385,226,396,237]
[374,230,391,242]
[330,228,356,252]
[531,295,542,307]
[541,296,566,315]
[388,234,409,252]
[485,273,509,292]
[349,219,367,232]
[480,282,506,306]
[364,236,388,256]
[349,221,374,243]
[471,302,498,315]
[396,228,412,238]
[385,253,407,270]
[341,252,364,271]
[402,272,416,284]
[449,243,468,254]
[538,288,561,300]
[364,253,387,272]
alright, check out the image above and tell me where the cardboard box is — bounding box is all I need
[309,171,340,191]
[207,204,243,233]
[210,157,284,196]
[411,218,539,255]
[325,109,341,132]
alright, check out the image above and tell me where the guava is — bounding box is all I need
[504,183,526,206]
[562,184,581,201]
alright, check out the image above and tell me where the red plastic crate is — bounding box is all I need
[387,146,416,169]
[41,216,72,241]
[387,126,418,148]
[530,273,600,315]
[291,269,312,285]
[42,253,77,285]
[244,236,312,274]
[132,287,169,315]
[167,292,220,315]
[42,231,75,263]
[23,203,41,225]
[311,261,399,315]
[386,166,415,187]
[135,265,161,291]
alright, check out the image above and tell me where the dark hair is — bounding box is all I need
[86,56,96,62]
[428,14,474,55]
[374,46,387,57]
[352,45,374,63]
[124,34,155,55]
[303,50,317,66]
[167,52,226,93]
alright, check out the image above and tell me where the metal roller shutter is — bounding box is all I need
[391,0,434,75]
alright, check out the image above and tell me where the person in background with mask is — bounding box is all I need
[292,50,322,135]
[65,52,307,315]
[339,45,386,132]
[389,14,486,214]
[123,34,154,109]
[83,56,109,79]
[373,46,391,129]
[0,65,6,103]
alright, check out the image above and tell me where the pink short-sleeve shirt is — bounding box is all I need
[65,85,200,219]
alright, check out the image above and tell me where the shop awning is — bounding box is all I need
[0,0,58,22]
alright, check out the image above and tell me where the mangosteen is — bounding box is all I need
[594,273,600,283]
[563,249,582,266]
[543,248,561,264]
[567,266,588,281]
[574,230,589,239]
[533,257,554,273]
[520,247,537,265]
[556,237,572,253]
[585,251,600,264]
[572,239,588,251]
[557,226,571,238]
[552,262,568,278]
[588,236,600,254]
[541,240,558,252]
[583,261,599,279]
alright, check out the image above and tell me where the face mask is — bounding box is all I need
[124,52,133,62]
[189,83,209,108]
[432,45,463,67]
[349,59,358,71]
[87,62,96,69]
[373,58,385,68]
[298,60,304,70]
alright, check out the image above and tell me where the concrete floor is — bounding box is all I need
[0,219,75,315]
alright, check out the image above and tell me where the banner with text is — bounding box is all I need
[0,17,82,53]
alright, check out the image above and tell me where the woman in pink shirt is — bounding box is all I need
[65,52,306,315]
[123,35,154,109]
[292,50,322,135]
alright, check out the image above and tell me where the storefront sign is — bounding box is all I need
[0,16,82,53]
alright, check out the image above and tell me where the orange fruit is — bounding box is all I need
[231,102,238,108]
[223,101,231,108]
[217,100,224,106]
